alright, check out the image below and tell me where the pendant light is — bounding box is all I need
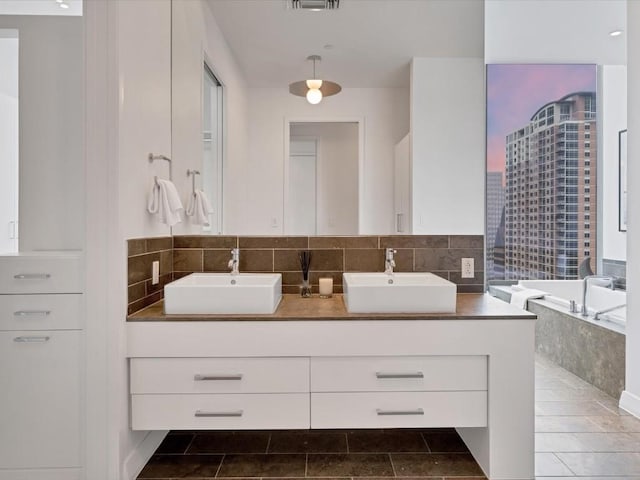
[289,55,341,105]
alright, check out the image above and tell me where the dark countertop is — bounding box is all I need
[127,293,536,322]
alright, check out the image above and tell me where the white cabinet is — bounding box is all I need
[0,253,83,480]
[131,357,311,430]
[128,317,535,480]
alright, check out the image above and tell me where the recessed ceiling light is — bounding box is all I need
[609,30,623,37]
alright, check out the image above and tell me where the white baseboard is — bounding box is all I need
[123,430,168,480]
[620,390,640,419]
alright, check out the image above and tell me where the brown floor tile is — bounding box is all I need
[347,430,429,453]
[268,431,347,453]
[217,454,306,477]
[156,433,194,454]
[306,453,394,477]
[137,454,223,478]
[391,453,483,477]
[186,432,270,454]
[422,431,469,453]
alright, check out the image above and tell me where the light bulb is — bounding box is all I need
[306,79,323,90]
[306,88,323,105]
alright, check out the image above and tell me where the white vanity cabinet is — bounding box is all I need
[0,253,83,480]
[310,356,488,429]
[130,357,310,430]
[128,313,536,480]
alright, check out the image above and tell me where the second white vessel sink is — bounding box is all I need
[343,272,457,313]
[164,273,282,314]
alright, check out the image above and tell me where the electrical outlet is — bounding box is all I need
[152,261,160,285]
[461,258,474,279]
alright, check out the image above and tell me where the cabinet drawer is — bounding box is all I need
[0,331,81,469]
[311,356,487,392]
[0,294,82,331]
[311,391,487,429]
[131,357,309,394]
[132,393,310,430]
[0,255,82,294]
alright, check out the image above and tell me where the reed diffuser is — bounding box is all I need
[298,250,312,297]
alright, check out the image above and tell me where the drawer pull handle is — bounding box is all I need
[14,336,51,343]
[13,273,51,280]
[376,408,424,416]
[14,310,51,317]
[376,372,424,379]
[195,410,243,418]
[194,374,243,381]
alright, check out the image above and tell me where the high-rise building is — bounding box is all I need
[504,92,597,280]
[486,171,506,277]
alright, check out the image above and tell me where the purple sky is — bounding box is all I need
[487,64,597,176]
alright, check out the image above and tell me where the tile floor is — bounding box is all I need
[137,354,640,479]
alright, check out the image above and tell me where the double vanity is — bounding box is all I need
[127,269,536,480]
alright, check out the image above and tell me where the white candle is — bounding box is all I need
[319,277,333,297]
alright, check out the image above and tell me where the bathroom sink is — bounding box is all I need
[164,273,282,314]
[343,272,457,313]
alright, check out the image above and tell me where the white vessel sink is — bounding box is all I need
[343,272,457,313]
[164,273,282,314]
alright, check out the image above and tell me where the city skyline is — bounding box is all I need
[487,64,597,177]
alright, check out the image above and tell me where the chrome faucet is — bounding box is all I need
[228,248,240,275]
[594,303,626,321]
[384,248,397,275]
[581,275,613,317]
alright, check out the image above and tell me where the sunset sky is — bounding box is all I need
[486,64,597,176]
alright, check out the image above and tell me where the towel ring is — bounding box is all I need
[187,169,201,195]
[149,153,172,180]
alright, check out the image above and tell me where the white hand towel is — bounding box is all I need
[186,189,214,226]
[147,179,184,226]
[510,288,548,309]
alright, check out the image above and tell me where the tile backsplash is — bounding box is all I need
[127,237,173,315]
[127,235,485,315]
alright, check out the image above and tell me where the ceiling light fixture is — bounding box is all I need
[289,55,341,105]
[609,30,623,37]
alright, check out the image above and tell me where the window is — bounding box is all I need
[202,64,223,233]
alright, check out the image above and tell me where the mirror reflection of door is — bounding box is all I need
[289,139,318,234]
[203,64,223,233]
[288,122,359,235]
[0,29,19,253]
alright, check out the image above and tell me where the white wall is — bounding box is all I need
[601,66,627,262]
[243,87,409,235]
[0,32,18,253]
[0,16,84,251]
[290,123,359,235]
[114,1,172,477]
[622,0,640,418]
[410,57,485,235]
[171,0,249,235]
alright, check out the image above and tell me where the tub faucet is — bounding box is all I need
[581,275,613,317]
[228,248,240,275]
[385,248,397,275]
[594,303,626,321]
